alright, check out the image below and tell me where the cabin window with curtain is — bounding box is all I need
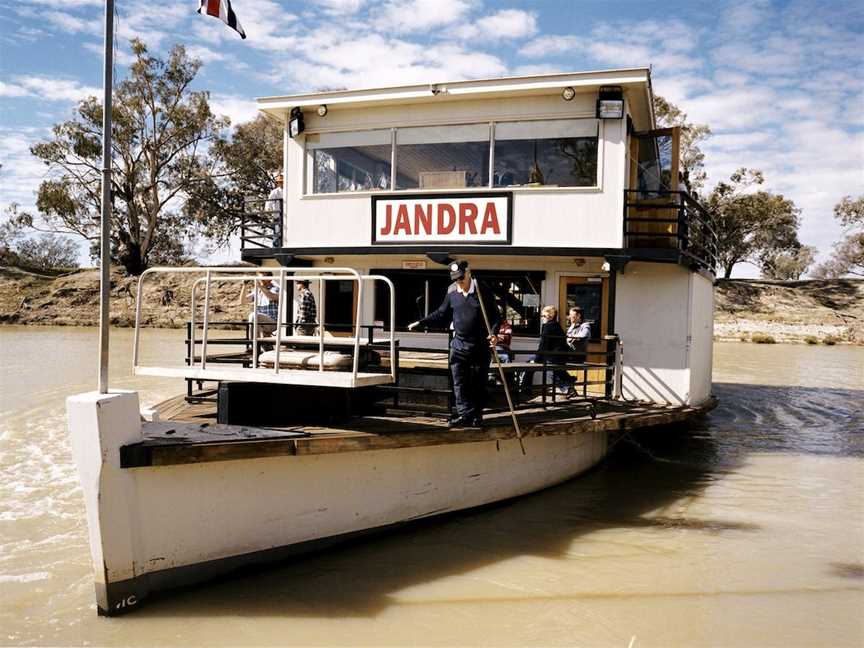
[493,119,599,188]
[307,129,392,194]
[395,124,490,190]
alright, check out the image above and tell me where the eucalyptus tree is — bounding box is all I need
[31,39,227,274]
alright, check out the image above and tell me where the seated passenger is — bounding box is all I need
[566,306,591,363]
[519,305,576,397]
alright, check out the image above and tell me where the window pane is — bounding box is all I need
[494,119,598,188]
[396,124,489,190]
[635,133,674,194]
[308,130,391,194]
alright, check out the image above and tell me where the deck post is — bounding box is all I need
[318,277,325,372]
[274,269,285,374]
[252,276,260,369]
[352,276,363,379]
[201,270,211,370]
[613,337,624,400]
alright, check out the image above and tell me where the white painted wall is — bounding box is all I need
[688,272,714,404]
[282,94,627,250]
[615,263,699,405]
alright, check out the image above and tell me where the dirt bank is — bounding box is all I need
[0,266,247,328]
[1,267,861,344]
[714,278,863,344]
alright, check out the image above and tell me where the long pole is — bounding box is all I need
[98,0,114,393]
[474,279,526,455]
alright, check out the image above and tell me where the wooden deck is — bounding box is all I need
[119,394,718,469]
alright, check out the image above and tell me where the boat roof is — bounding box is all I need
[257,67,655,129]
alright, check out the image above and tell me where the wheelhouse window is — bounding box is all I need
[307,129,392,194]
[395,124,490,190]
[493,119,598,188]
[303,119,601,194]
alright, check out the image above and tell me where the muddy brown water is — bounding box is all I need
[1,327,862,647]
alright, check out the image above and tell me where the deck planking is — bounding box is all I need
[120,394,718,468]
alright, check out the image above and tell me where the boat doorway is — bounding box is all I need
[559,275,609,396]
[323,279,358,336]
[626,126,682,248]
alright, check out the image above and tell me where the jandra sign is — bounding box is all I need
[372,193,511,245]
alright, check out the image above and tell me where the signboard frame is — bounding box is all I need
[371,191,513,246]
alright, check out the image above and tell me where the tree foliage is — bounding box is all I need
[812,195,864,278]
[652,95,711,195]
[30,40,227,274]
[705,168,804,279]
[184,113,283,244]
[761,245,817,280]
[0,203,80,271]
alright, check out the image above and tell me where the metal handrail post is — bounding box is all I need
[318,277,325,372]
[274,269,285,374]
[201,270,212,370]
[132,269,150,371]
[352,276,363,380]
[189,283,196,367]
[252,277,259,369]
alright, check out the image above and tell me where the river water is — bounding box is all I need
[1,326,862,647]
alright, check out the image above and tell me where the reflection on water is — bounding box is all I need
[1,331,862,647]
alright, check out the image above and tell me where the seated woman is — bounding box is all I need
[518,305,576,397]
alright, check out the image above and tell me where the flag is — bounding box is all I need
[197,0,247,39]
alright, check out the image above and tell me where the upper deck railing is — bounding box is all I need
[623,190,717,272]
[240,197,282,251]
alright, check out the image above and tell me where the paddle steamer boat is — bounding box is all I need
[68,68,717,615]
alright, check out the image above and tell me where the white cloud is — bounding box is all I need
[519,35,581,58]
[518,20,701,71]
[0,128,52,214]
[210,94,260,125]
[42,10,100,34]
[373,0,475,34]
[311,0,366,14]
[454,9,537,41]
[0,77,100,103]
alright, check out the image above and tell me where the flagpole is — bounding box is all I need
[98,0,114,393]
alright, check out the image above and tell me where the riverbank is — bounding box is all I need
[714,278,863,345]
[0,265,247,328]
[1,266,862,344]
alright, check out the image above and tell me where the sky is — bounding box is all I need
[1,0,862,276]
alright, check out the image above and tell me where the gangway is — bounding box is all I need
[133,267,396,389]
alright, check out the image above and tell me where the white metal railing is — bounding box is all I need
[133,266,396,385]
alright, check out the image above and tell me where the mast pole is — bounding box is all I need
[98,0,114,393]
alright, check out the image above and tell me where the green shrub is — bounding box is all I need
[739,334,749,342]
[804,336,819,345]
[822,335,840,346]
[751,333,776,344]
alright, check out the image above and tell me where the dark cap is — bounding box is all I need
[449,260,468,280]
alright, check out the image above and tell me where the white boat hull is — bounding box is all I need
[68,390,608,615]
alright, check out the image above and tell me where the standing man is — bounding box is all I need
[238,272,280,336]
[266,171,284,248]
[294,279,317,336]
[408,261,499,427]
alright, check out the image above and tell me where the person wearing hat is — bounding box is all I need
[266,171,284,247]
[408,261,500,427]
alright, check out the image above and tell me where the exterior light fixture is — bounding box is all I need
[288,107,305,138]
[317,104,328,117]
[561,86,576,101]
[596,86,624,119]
